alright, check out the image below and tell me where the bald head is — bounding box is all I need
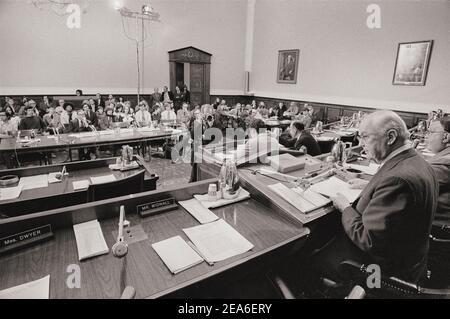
[360,110,409,143]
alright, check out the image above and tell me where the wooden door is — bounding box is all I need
[175,62,184,89]
[190,64,204,106]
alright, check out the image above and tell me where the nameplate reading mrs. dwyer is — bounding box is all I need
[0,224,53,254]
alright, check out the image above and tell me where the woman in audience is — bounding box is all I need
[200,104,214,116]
[98,106,115,130]
[135,102,152,126]
[122,103,134,125]
[114,104,125,122]
[284,101,300,118]
[0,106,20,136]
[43,107,54,127]
[151,102,163,123]
[48,106,65,133]
[270,102,287,118]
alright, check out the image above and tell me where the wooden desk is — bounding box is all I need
[0,156,158,217]
[0,179,310,299]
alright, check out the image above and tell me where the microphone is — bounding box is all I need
[112,205,128,258]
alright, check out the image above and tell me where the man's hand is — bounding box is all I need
[347,178,369,189]
[330,193,351,212]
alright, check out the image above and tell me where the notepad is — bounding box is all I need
[310,176,362,203]
[90,174,116,185]
[0,275,50,299]
[73,180,90,190]
[18,174,48,190]
[183,219,254,263]
[73,220,109,261]
[0,185,23,201]
[269,183,331,213]
[178,198,219,224]
[152,236,204,274]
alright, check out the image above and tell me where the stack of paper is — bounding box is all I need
[194,187,250,209]
[268,183,331,213]
[152,236,204,274]
[179,198,219,224]
[309,176,362,203]
[183,219,254,263]
[0,185,23,201]
[90,174,116,185]
[0,275,50,299]
[73,180,90,190]
[18,175,48,190]
[73,220,109,261]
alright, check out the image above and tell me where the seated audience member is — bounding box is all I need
[291,121,321,155]
[183,84,190,103]
[150,87,162,109]
[114,104,125,122]
[69,109,90,132]
[151,102,163,122]
[18,106,46,132]
[201,104,214,116]
[161,103,177,123]
[43,107,55,126]
[88,98,97,113]
[326,110,438,283]
[18,99,38,117]
[283,101,299,117]
[122,103,134,124]
[48,106,65,132]
[270,102,287,118]
[426,116,450,226]
[177,103,191,127]
[190,104,201,115]
[75,89,83,96]
[0,108,20,137]
[98,106,114,130]
[295,108,313,129]
[59,104,72,130]
[212,97,221,110]
[38,96,54,117]
[107,94,115,105]
[96,93,105,109]
[83,103,98,127]
[135,102,152,126]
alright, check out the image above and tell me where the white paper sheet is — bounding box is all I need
[178,198,219,224]
[18,174,48,190]
[0,275,50,299]
[183,219,254,263]
[0,185,23,201]
[73,220,109,261]
[151,236,204,274]
[90,174,116,185]
[73,180,90,190]
[48,172,62,184]
[194,187,250,209]
[309,176,362,203]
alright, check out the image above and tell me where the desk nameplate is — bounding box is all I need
[0,224,53,254]
[137,198,178,217]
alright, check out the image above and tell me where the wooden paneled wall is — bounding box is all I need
[210,95,429,128]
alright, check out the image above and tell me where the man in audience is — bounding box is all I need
[326,110,438,283]
[150,87,162,109]
[83,103,98,127]
[135,102,152,126]
[283,101,300,117]
[160,86,174,103]
[96,93,105,109]
[426,116,450,226]
[98,106,114,130]
[18,105,46,132]
[38,96,54,117]
[177,102,191,127]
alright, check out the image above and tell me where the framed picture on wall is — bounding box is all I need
[392,40,433,86]
[277,49,300,84]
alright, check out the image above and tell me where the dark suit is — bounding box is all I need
[341,148,438,282]
[84,110,98,127]
[294,131,321,156]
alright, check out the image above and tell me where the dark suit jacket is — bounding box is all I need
[294,131,321,156]
[160,91,174,102]
[69,119,90,133]
[429,147,450,226]
[342,148,438,282]
[84,110,98,127]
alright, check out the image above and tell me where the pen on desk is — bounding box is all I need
[187,241,214,266]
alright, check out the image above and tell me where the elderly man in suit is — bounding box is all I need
[328,110,438,283]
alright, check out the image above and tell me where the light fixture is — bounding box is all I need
[116,3,160,103]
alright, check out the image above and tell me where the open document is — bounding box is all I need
[0,185,23,201]
[309,176,362,203]
[178,198,219,224]
[18,174,48,190]
[73,220,109,261]
[0,275,50,299]
[152,236,204,274]
[269,183,331,214]
[183,219,254,263]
